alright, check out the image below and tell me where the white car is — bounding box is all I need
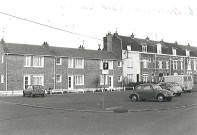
[157,82,182,96]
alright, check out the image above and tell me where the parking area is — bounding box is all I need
[0,90,197,113]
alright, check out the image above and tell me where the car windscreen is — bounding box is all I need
[153,85,162,89]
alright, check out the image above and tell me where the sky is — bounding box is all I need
[0,0,197,50]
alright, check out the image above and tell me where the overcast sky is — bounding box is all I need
[0,0,197,50]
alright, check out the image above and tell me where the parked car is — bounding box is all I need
[23,85,45,98]
[129,83,173,102]
[157,82,182,96]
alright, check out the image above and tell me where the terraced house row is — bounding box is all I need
[103,32,197,84]
[0,39,122,92]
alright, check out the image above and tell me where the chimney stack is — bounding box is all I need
[130,33,134,39]
[42,42,49,46]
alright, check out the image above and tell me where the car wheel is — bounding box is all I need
[23,93,25,97]
[177,93,181,96]
[42,94,44,97]
[166,97,172,101]
[157,94,165,102]
[31,94,34,98]
[131,94,138,102]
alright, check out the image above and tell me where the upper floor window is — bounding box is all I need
[166,61,169,69]
[75,58,84,68]
[172,48,176,56]
[187,60,191,70]
[181,61,184,70]
[2,55,4,63]
[173,61,178,69]
[127,58,133,68]
[127,45,131,51]
[33,56,44,67]
[118,76,122,82]
[117,61,122,67]
[142,45,147,52]
[186,49,190,57]
[68,58,73,68]
[157,44,162,54]
[56,57,62,65]
[1,74,4,83]
[108,60,113,69]
[143,59,148,68]
[56,74,62,83]
[159,61,162,69]
[24,56,31,67]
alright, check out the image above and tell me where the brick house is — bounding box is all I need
[103,32,197,84]
[0,39,122,91]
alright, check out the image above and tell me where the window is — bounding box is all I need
[24,56,31,67]
[56,57,62,65]
[172,48,176,56]
[1,74,4,83]
[127,74,133,83]
[186,50,190,57]
[173,61,178,69]
[143,59,148,68]
[118,76,122,82]
[144,86,151,91]
[157,44,162,54]
[100,75,108,85]
[1,55,3,63]
[33,75,44,85]
[143,73,148,82]
[56,74,62,83]
[159,61,162,69]
[127,45,131,51]
[187,60,191,70]
[194,61,196,71]
[166,61,169,69]
[127,58,133,68]
[100,60,103,69]
[75,58,84,68]
[33,56,44,67]
[75,75,84,85]
[108,61,113,69]
[181,61,183,70]
[142,45,147,52]
[117,61,122,67]
[68,58,73,68]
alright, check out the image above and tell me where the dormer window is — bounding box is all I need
[142,45,147,52]
[186,49,190,57]
[172,48,176,56]
[127,45,131,51]
[157,44,162,54]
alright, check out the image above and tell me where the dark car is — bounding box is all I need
[157,82,182,96]
[23,85,45,98]
[129,83,173,102]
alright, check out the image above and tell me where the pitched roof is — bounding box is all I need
[1,42,120,60]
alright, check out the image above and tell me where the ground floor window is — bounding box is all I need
[127,74,133,83]
[75,75,84,85]
[56,74,62,83]
[33,75,44,86]
[1,74,4,83]
[100,75,108,85]
[143,73,148,82]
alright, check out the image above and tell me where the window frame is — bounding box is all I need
[33,56,44,67]
[1,74,4,83]
[32,75,44,86]
[56,74,62,83]
[56,57,62,65]
[24,56,31,67]
[75,75,84,85]
[68,58,74,68]
[74,58,84,69]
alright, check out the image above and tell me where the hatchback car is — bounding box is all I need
[129,83,173,102]
[23,85,45,98]
[157,82,182,96]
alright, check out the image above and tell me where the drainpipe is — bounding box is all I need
[54,56,56,90]
[5,53,8,91]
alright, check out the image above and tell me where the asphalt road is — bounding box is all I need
[0,91,197,135]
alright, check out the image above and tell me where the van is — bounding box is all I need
[163,75,194,92]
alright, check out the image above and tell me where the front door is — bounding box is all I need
[109,76,113,88]
[68,76,73,89]
[24,75,30,89]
